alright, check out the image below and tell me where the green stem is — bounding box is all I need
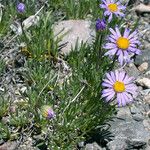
[108,53,117,71]
[99,33,104,64]
[95,32,104,70]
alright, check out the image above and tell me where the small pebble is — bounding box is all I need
[78,141,85,148]
[144,95,150,104]
[143,120,150,129]
[138,62,148,72]
[136,78,150,88]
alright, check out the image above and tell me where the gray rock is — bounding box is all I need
[126,139,147,149]
[140,89,150,95]
[0,141,17,150]
[124,63,140,78]
[132,113,144,121]
[111,119,149,139]
[54,20,95,54]
[143,104,150,113]
[130,104,141,114]
[107,111,150,150]
[137,102,149,113]
[143,119,150,129]
[116,107,132,120]
[107,139,128,150]
[107,138,147,150]
[85,142,103,150]
[135,50,150,68]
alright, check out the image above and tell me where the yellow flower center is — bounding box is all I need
[108,3,118,12]
[116,37,130,50]
[113,81,125,93]
[44,112,48,117]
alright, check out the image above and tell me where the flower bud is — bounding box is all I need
[17,3,25,13]
[96,19,106,31]
[41,105,55,119]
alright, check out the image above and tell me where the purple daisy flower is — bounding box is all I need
[17,3,25,13]
[102,70,138,107]
[96,18,106,31]
[104,27,141,66]
[100,0,126,22]
[41,105,55,119]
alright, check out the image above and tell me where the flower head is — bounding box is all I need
[41,105,55,119]
[17,3,25,13]
[96,18,106,31]
[100,0,126,22]
[104,27,141,65]
[102,70,138,107]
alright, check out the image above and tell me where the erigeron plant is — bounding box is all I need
[0,0,141,149]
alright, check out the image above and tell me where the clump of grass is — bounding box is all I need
[18,11,57,60]
[13,42,115,149]
[48,0,102,19]
[0,96,9,119]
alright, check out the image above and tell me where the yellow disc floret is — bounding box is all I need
[41,105,50,118]
[116,37,130,50]
[108,3,118,12]
[113,81,125,93]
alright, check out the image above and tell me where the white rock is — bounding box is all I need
[54,20,95,54]
[134,3,150,13]
[10,15,39,35]
[20,86,27,93]
[10,21,22,35]
[138,62,149,72]
[144,95,150,104]
[22,15,39,30]
[136,78,150,88]
[85,142,103,150]
[0,87,4,92]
